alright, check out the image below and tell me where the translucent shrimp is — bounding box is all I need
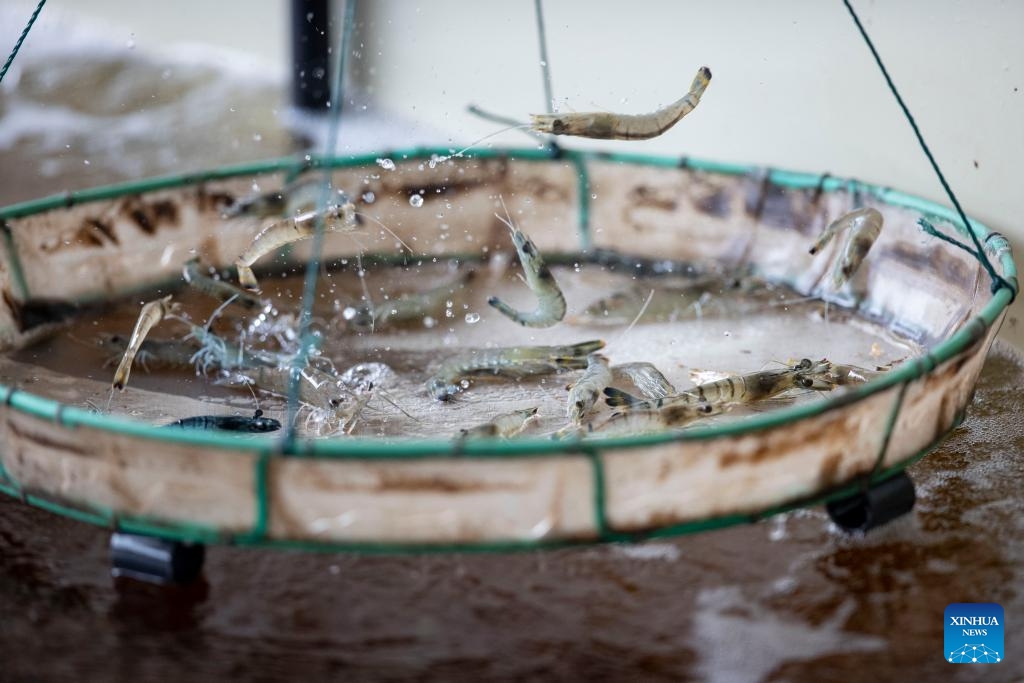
[809,207,884,287]
[183,257,268,311]
[222,176,339,220]
[182,322,286,374]
[530,66,711,140]
[226,361,370,435]
[349,269,477,331]
[610,362,677,399]
[570,276,798,327]
[567,353,612,425]
[487,207,566,328]
[459,407,539,439]
[426,339,605,401]
[588,403,716,437]
[112,295,178,390]
[99,334,198,371]
[826,363,885,385]
[605,359,835,411]
[235,201,359,291]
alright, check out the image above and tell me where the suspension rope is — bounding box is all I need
[284,0,358,443]
[534,0,555,115]
[0,0,47,85]
[842,0,1016,301]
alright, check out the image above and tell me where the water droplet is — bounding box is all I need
[423,316,436,328]
[409,195,424,208]
[591,193,598,200]
[83,160,90,165]
[252,133,263,142]
[465,312,481,324]
[376,157,396,171]
[460,379,471,389]
[362,191,376,204]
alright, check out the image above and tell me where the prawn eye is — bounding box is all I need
[551,118,566,134]
[699,404,713,414]
[799,377,813,388]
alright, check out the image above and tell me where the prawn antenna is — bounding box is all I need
[436,123,534,165]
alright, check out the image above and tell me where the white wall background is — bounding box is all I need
[8,0,1024,347]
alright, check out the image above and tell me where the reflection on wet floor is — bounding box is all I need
[1,344,1021,681]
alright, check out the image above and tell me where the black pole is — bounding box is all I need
[291,0,331,111]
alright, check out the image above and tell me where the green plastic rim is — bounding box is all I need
[0,147,1016,461]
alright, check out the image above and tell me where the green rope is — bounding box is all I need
[865,380,909,489]
[917,217,984,261]
[284,0,358,443]
[842,0,1015,301]
[0,0,46,85]
[534,0,554,114]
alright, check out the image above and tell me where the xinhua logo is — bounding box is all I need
[945,603,1004,664]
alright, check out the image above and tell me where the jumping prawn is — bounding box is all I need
[487,208,566,328]
[530,66,711,140]
[809,207,884,287]
[183,257,268,311]
[112,295,178,391]
[235,201,359,291]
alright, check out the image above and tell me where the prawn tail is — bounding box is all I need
[603,386,646,409]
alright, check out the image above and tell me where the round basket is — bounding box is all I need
[0,147,1015,552]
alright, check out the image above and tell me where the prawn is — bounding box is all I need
[809,207,884,287]
[605,359,835,410]
[222,176,339,219]
[487,203,566,328]
[349,269,477,331]
[530,66,711,140]
[112,295,178,390]
[182,322,286,374]
[567,353,612,425]
[610,362,677,399]
[459,407,539,439]
[234,201,359,291]
[99,333,198,371]
[570,276,797,326]
[183,257,268,311]
[427,339,605,400]
[588,403,716,437]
